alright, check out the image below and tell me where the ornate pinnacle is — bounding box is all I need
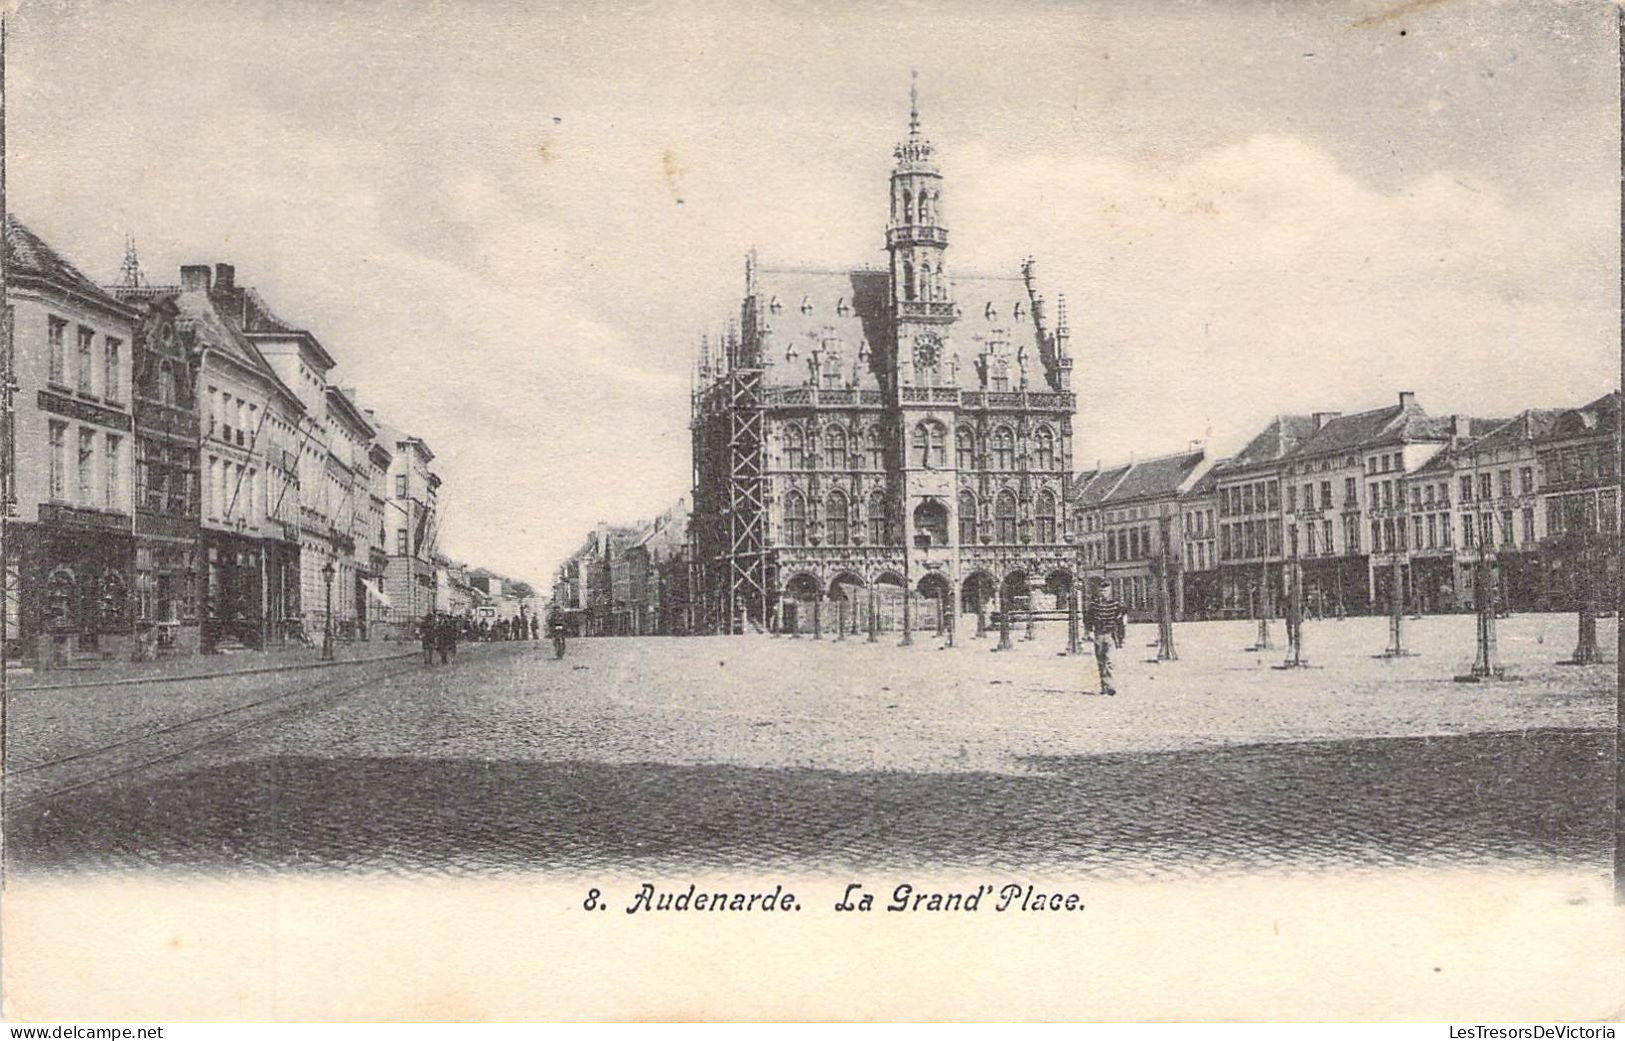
[909,69,920,137]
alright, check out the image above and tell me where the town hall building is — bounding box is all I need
[690,86,1080,634]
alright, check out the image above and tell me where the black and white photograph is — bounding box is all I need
[0,0,1621,1025]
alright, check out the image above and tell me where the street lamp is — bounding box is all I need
[321,559,336,661]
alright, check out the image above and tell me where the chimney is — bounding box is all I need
[1311,411,1341,431]
[180,265,212,292]
[1398,390,1416,410]
[214,263,235,293]
[1452,414,1471,439]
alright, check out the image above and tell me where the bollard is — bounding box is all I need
[900,590,914,646]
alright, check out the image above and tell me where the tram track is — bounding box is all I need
[7,659,422,809]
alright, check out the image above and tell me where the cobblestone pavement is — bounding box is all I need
[9,636,420,691]
[5,615,1614,877]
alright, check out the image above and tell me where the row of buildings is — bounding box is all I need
[1074,389,1618,622]
[550,500,694,637]
[0,217,520,666]
[557,387,1619,635]
[551,88,1621,638]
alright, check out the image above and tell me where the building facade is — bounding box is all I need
[1069,449,1210,621]
[690,90,1078,634]
[5,217,140,665]
[117,289,203,656]
[382,426,441,629]
[1213,415,1316,618]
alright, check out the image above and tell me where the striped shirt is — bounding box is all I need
[1086,597,1125,634]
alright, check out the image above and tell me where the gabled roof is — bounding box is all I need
[1070,463,1132,508]
[1185,464,1222,498]
[1102,449,1207,504]
[1454,409,1560,458]
[171,284,306,412]
[1541,391,1619,442]
[1216,415,1318,473]
[7,216,137,320]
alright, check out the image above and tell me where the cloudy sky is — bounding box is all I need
[8,0,1618,586]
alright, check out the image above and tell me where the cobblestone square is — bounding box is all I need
[5,613,1614,877]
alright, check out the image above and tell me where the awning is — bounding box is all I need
[360,577,392,607]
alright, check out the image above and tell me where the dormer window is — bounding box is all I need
[836,297,851,317]
[769,296,782,314]
[800,296,813,315]
[984,302,996,320]
[1013,301,1026,321]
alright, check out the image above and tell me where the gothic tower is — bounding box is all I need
[887,72,950,328]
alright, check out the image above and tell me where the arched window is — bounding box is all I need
[826,426,848,470]
[1036,491,1057,543]
[46,567,77,630]
[913,500,949,548]
[991,359,1009,392]
[784,492,807,545]
[868,489,890,546]
[1034,426,1056,471]
[827,490,849,545]
[918,191,931,224]
[958,490,978,544]
[913,421,946,468]
[995,490,1018,544]
[159,361,177,406]
[902,189,913,224]
[991,426,1015,470]
[955,426,975,470]
[784,425,805,470]
[865,426,885,469]
[903,262,916,302]
[918,262,932,303]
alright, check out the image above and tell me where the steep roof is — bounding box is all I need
[1070,463,1132,508]
[1455,409,1560,458]
[1217,415,1318,473]
[1541,391,1619,442]
[741,263,1061,394]
[1102,449,1207,504]
[631,498,691,556]
[171,285,306,409]
[6,216,136,319]
[1291,398,1458,458]
[1185,463,1222,497]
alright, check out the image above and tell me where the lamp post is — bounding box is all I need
[321,559,336,661]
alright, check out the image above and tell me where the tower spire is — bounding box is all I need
[909,68,919,137]
[119,233,143,288]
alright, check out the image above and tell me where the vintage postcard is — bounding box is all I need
[0,0,1621,1024]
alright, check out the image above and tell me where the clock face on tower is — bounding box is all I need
[912,332,943,370]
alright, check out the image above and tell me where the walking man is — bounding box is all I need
[420,611,437,666]
[1086,579,1123,696]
